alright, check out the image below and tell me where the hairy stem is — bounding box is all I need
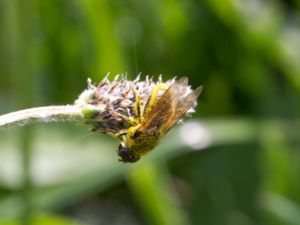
[0,105,83,129]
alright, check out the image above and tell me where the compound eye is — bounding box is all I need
[117,142,127,157]
[117,143,140,163]
[118,143,124,151]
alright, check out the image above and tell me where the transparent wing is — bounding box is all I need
[162,85,203,134]
[136,77,202,135]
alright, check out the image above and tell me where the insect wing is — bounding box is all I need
[136,77,202,134]
[136,86,174,133]
[162,85,203,134]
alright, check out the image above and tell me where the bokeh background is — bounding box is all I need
[0,0,300,225]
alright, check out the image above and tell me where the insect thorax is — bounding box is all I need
[125,126,161,155]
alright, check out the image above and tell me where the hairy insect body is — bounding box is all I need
[120,84,171,161]
[127,127,161,156]
[117,77,202,163]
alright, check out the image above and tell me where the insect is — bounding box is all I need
[117,77,203,163]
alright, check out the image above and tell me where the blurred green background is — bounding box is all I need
[0,0,300,225]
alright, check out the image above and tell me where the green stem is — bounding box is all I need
[0,105,83,129]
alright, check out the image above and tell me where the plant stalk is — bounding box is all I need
[0,105,83,129]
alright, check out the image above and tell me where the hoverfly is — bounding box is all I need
[116,77,203,163]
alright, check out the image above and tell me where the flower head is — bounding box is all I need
[75,75,198,137]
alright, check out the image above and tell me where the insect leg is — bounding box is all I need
[132,86,142,121]
[105,129,128,139]
[108,110,130,120]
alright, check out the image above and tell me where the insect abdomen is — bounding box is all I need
[129,130,161,155]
